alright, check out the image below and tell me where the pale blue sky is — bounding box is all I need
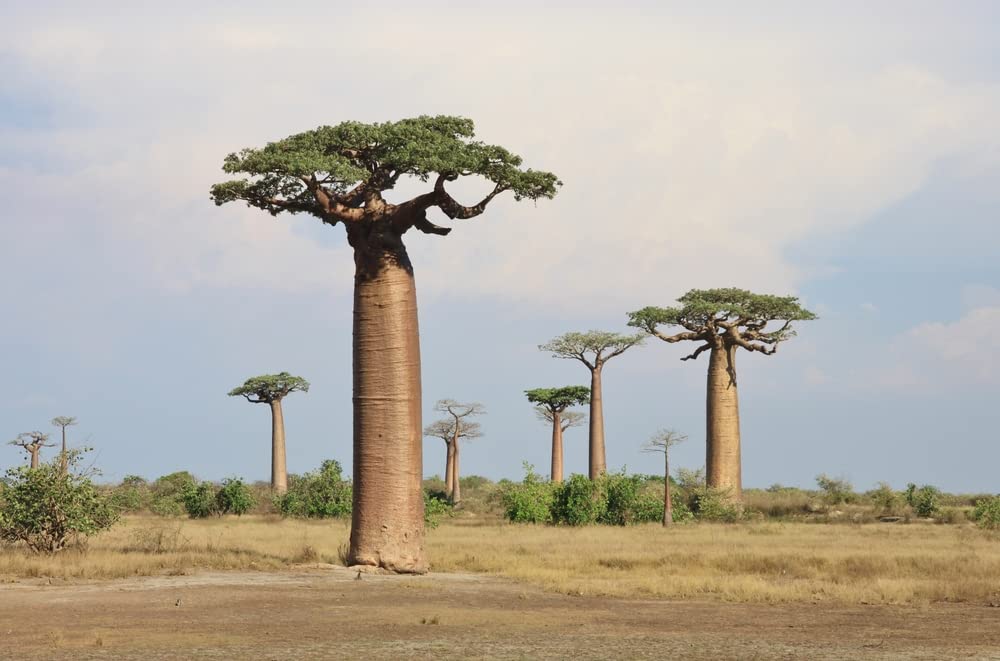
[1,2,998,492]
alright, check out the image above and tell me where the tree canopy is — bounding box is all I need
[627,288,816,360]
[51,416,78,430]
[423,418,484,443]
[539,331,645,370]
[228,372,310,404]
[524,386,591,412]
[210,115,560,236]
[535,408,587,430]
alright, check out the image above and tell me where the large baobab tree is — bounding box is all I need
[228,372,310,496]
[642,429,687,527]
[212,117,559,572]
[425,400,485,505]
[539,332,644,479]
[524,386,590,482]
[628,288,816,501]
[51,416,78,469]
[8,432,55,468]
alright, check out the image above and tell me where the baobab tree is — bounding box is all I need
[8,432,55,468]
[628,288,816,501]
[642,429,687,527]
[539,332,644,479]
[212,116,559,572]
[426,400,486,505]
[51,416,78,469]
[227,372,310,495]
[524,386,590,482]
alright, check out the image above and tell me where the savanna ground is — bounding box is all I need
[2,516,1000,659]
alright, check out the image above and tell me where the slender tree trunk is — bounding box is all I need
[348,247,426,573]
[452,441,461,506]
[663,450,672,527]
[551,410,564,483]
[270,399,288,495]
[588,367,606,479]
[60,427,67,470]
[706,344,742,501]
[30,449,39,469]
[444,440,455,498]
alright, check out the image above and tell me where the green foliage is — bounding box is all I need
[867,482,900,513]
[689,488,743,522]
[0,450,119,553]
[971,497,1000,530]
[524,386,591,412]
[499,464,554,524]
[816,474,855,505]
[551,474,607,526]
[183,482,219,519]
[228,372,310,403]
[906,484,942,518]
[539,331,645,366]
[275,460,352,519]
[211,115,560,216]
[150,471,196,517]
[216,478,256,516]
[423,491,452,529]
[601,473,668,525]
[112,475,150,513]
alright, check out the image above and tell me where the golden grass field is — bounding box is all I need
[3,515,999,607]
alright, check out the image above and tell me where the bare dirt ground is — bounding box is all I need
[2,567,999,660]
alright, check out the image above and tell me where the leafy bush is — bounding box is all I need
[816,474,854,505]
[971,496,1000,530]
[499,464,553,524]
[867,482,900,513]
[112,475,150,513]
[690,487,743,522]
[150,471,196,517]
[276,460,352,518]
[216,478,256,516]
[906,484,941,518]
[551,474,606,526]
[0,450,119,553]
[600,473,667,525]
[183,481,219,518]
[423,491,452,529]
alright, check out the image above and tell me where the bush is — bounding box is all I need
[0,450,119,553]
[690,487,743,522]
[816,474,854,505]
[906,484,941,518]
[150,471,197,517]
[601,473,667,525]
[551,474,606,526]
[867,482,900,513]
[183,481,219,518]
[423,491,452,529]
[971,496,1000,530]
[216,478,256,516]
[499,464,553,524]
[276,460,352,519]
[111,475,150,513]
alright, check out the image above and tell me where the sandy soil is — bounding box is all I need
[1,567,999,660]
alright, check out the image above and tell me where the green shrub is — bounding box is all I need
[906,484,941,518]
[150,471,196,517]
[690,487,742,522]
[551,474,606,526]
[183,481,219,518]
[971,496,1000,530]
[423,491,452,529]
[499,464,553,524]
[216,478,256,516]
[0,450,119,553]
[276,460,352,519]
[600,473,665,525]
[867,482,900,513]
[112,475,150,513]
[816,474,854,505]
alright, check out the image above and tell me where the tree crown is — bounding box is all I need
[423,418,484,443]
[228,372,310,404]
[51,416,78,429]
[524,386,591,412]
[433,399,486,419]
[535,408,587,430]
[210,115,560,235]
[642,429,688,454]
[539,331,645,370]
[9,432,55,451]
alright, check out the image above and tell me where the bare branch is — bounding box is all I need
[680,343,713,362]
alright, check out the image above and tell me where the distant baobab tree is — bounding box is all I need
[51,416,78,469]
[425,400,485,505]
[539,332,644,479]
[9,432,56,468]
[211,116,559,573]
[629,288,816,501]
[642,429,687,527]
[228,372,310,495]
[524,386,590,482]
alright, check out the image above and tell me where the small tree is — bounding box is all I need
[228,372,310,495]
[426,400,485,504]
[525,386,590,483]
[216,478,257,516]
[642,429,688,526]
[0,449,119,553]
[539,332,644,478]
[276,459,353,518]
[51,416,78,470]
[8,432,56,469]
[816,474,854,505]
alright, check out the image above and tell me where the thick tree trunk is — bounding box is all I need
[348,247,426,573]
[30,449,39,469]
[444,440,455,498]
[452,441,461,506]
[663,451,672,527]
[270,399,288,495]
[588,368,606,479]
[706,344,742,501]
[550,410,564,483]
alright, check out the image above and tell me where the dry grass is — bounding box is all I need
[3,515,1000,606]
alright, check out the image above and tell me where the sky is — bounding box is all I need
[1,1,998,492]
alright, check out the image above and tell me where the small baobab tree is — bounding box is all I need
[539,332,644,479]
[51,416,78,469]
[426,400,485,505]
[212,116,559,573]
[524,386,590,482]
[228,372,310,495]
[9,432,56,469]
[642,429,687,527]
[629,288,816,501]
